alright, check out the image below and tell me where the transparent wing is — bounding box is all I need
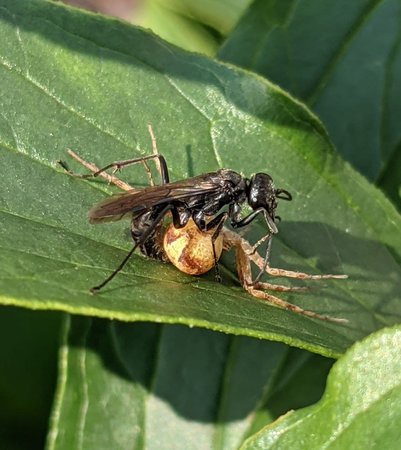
[88,172,222,224]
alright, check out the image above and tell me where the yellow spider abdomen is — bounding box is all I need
[163,219,223,275]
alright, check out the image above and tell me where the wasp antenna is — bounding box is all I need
[276,189,292,201]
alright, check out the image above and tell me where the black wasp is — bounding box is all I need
[61,152,292,293]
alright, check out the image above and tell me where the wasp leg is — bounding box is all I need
[191,211,228,283]
[91,203,177,293]
[209,213,228,283]
[210,213,232,283]
[231,206,278,234]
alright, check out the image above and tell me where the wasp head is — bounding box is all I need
[247,173,292,231]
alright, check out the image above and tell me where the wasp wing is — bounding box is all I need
[88,172,222,224]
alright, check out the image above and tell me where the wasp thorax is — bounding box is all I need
[163,218,223,275]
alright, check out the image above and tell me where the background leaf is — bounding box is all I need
[134,0,252,55]
[377,143,401,210]
[219,0,401,183]
[0,307,61,450]
[0,0,400,358]
[47,316,334,450]
[1,1,400,449]
[241,324,401,450]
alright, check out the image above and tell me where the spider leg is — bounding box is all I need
[244,283,347,323]
[253,281,312,292]
[59,149,134,191]
[222,228,347,281]
[223,228,347,323]
[59,125,167,189]
[141,124,161,186]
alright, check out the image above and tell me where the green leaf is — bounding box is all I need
[0,306,61,450]
[218,0,401,180]
[378,144,401,213]
[134,0,252,55]
[0,0,400,357]
[241,324,401,450]
[47,317,332,450]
